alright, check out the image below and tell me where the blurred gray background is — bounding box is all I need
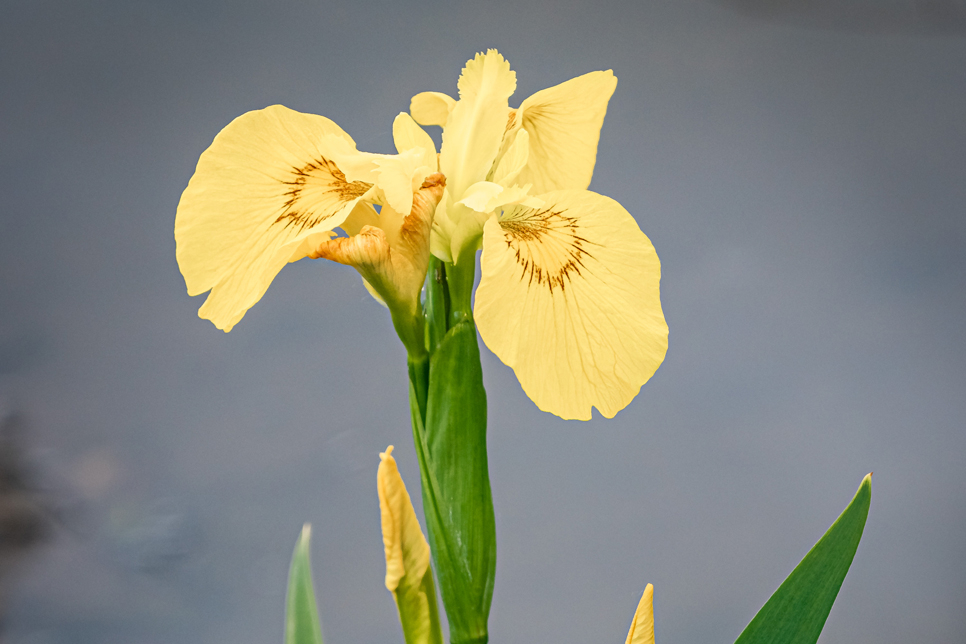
[1,1,964,643]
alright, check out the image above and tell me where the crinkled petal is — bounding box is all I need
[625,584,655,644]
[507,70,617,194]
[439,50,517,199]
[475,190,667,420]
[410,91,456,127]
[175,105,372,331]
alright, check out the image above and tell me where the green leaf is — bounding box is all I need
[409,320,495,644]
[734,474,872,644]
[285,523,323,644]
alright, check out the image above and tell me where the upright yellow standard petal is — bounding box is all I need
[504,70,617,194]
[393,112,438,167]
[175,105,372,331]
[410,91,456,127]
[439,50,517,200]
[475,190,668,420]
[625,584,655,644]
[378,446,443,644]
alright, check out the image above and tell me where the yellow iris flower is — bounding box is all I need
[174,106,443,354]
[413,50,668,420]
[174,50,667,420]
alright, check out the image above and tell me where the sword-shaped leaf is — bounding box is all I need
[734,474,872,644]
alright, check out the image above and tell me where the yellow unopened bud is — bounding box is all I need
[377,446,442,644]
[378,445,431,591]
[625,583,655,644]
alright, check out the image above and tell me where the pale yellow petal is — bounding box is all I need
[338,201,380,237]
[508,70,617,194]
[373,150,433,215]
[458,181,538,214]
[394,112,438,168]
[429,190,456,263]
[475,190,667,420]
[439,50,517,199]
[447,201,489,262]
[410,91,456,127]
[322,136,428,216]
[175,105,371,331]
[378,446,431,592]
[490,128,529,187]
[457,181,505,213]
[625,584,655,644]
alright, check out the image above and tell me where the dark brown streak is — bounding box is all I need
[500,207,600,295]
[273,157,371,233]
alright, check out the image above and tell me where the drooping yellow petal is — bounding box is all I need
[439,50,517,200]
[378,446,443,644]
[410,91,456,127]
[625,584,655,644]
[504,70,617,194]
[475,190,667,420]
[175,105,374,331]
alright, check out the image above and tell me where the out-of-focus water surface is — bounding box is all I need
[1,1,964,643]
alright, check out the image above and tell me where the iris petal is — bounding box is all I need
[506,70,617,194]
[475,190,667,420]
[175,105,373,331]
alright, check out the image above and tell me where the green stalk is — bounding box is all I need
[406,255,497,644]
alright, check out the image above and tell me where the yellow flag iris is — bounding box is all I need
[175,50,667,420]
[175,106,439,339]
[412,50,668,420]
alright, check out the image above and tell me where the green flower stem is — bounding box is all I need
[391,302,428,363]
[446,247,477,328]
[404,255,497,644]
[407,354,430,427]
[425,257,450,354]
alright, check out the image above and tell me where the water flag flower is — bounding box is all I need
[175,105,437,335]
[413,50,668,419]
[175,50,667,419]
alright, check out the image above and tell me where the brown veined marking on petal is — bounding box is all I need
[274,156,372,232]
[499,207,599,295]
